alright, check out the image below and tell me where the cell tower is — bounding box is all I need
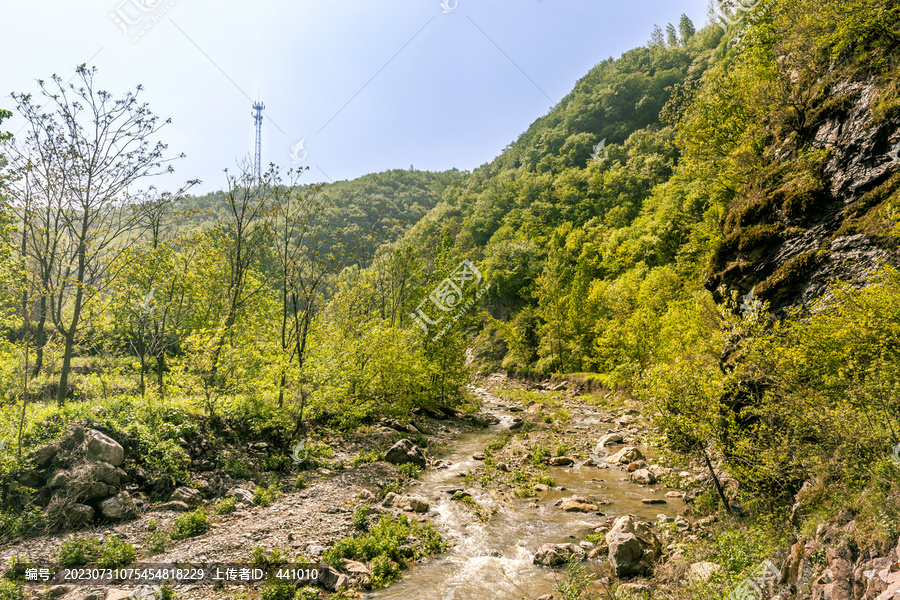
[252,100,265,182]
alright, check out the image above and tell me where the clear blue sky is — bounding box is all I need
[2,0,711,194]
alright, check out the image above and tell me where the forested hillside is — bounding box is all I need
[0,0,899,598]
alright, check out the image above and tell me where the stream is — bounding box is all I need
[366,387,684,600]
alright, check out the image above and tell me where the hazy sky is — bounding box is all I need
[2,0,711,195]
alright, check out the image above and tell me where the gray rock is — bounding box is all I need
[630,468,657,485]
[533,543,586,567]
[84,430,124,466]
[31,443,59,468]
[43,585,72,599]
[63,504,94,527]
[306,544,326,557]
[314,563,349,591]
[689,561,723,582]
[605,515,662,577]
[100,491,138,521]
[404,497,430,513]
[227,487,255,505]
[549,456,575,467]
[384,439,426,469]
[47,470,72,489]
[170,486,203,507]
[607,446,644,465]
[594,433,624,454]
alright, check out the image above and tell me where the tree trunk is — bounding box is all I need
[156,353,165,398]
[57,329,76,404]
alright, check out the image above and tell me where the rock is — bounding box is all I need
[64,504,94,527]
[689,562,723,582]
[496,462,509,472]
[31,443,59,468]
[343,560,370,575]
[306,545,326,557]
[99,491,138,521]
[630,469,657,485]
[403,497,430,513]
[664,491,683,498]
[43,585,72,598]
[104,590,134,600]
[625,460,648,472]
[674,516,691,532]
[641,499,666,504]
[606,516,662,577]
[227,487,255,505]
[472,452,486,460]
[509,418,524,430]
[170,486,203,507]
[594,433,624,454]
[315,563,349,592]
[192,479,213,497]
[384,439,426,469]
[47,470,72,489]
[533,543,587,567]
[607,446,644,465]
[538,595,553,600]
[154,501,191,512]
[84,430,124,466]
[382,492,399,508]
[560,497,599,513]
[549,456,575,467]
[16,469,43,488]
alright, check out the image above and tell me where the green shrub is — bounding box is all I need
[145,519,158,532]
[351,504,371,531]
[259,580,297,600]
[350,450,384,466]
[58,537,100,566]
[146,533,167,556]
[530,442,549,466]
[295,587,319,600]
[223,458,253,480]
[170,509,209,540]
[253,484,282,508]
[3,557,34,581]
[99,536,135,568]
[0,580,25,600]
[250,546,288,567]
[397,463,422,480]
[370,554,401,588]
[213,496,237,514]
[294,474,307,489]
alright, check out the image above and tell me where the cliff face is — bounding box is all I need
[706,78,900,313]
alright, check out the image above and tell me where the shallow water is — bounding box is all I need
[366,393,683,600]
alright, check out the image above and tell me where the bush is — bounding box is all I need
[397,463,422,480]
[213,496,236,514]
[350,450,385,466]
[250,546,288,567]
[3,557,34,581]
[253,484,282,508]
[146,533,167,556]
[170,509,209,540]
[260,580,297,600]
[370,554,401,588]
[294,474,307,489]
[0,580,24,600]
[98,536,135,568]
[58,537,100,566]
[351,504,371,531]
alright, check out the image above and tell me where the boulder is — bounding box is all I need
[100,491,138,521]
[533,543,586,567]
[560,497,599,513]
[401,496,430,513]
[630,469,657,485]
[154,501,191,512]
[170,486,203,507]
[31,443,59,468]
[594,433,624,454]
[313,563,349,592]
[605,516,662,577]
[607,446,644,465]
[549,456,575,467]
[84,430,124,466]
[63,504,94,527]
[384,439,426,469]
[227,487,255,505]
